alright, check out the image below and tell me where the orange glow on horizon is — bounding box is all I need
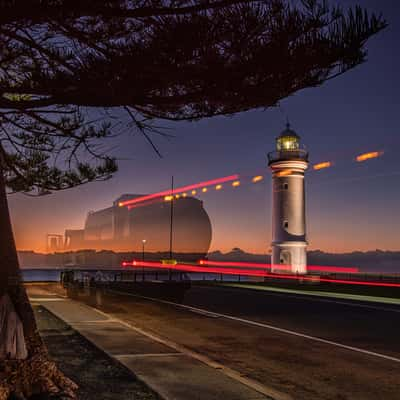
[11,146,398,256]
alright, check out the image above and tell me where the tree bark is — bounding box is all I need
[0,159,78,399]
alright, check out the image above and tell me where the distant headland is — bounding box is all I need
[18,247,400,273]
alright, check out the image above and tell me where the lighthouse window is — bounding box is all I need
[284,183,288,190]
[283,220,289,229]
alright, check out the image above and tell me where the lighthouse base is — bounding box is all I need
[271,242,307,274]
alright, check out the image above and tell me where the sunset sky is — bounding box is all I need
[9,0,400,255]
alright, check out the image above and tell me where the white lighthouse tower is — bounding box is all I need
[268,123,309,274]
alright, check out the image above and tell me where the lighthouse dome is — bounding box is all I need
[276,123,300,151]
[268,122,308,165]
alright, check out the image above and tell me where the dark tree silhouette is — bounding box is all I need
[0,0,386,398]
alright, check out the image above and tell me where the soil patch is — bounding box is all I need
[33,305,161,400]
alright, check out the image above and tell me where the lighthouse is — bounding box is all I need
[268,123,309,274]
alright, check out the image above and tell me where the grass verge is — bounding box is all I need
[195,281,400,305]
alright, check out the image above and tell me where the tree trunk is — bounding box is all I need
[0,163,78,400]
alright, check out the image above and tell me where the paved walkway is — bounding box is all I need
[29,288,274,400]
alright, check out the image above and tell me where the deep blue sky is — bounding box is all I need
[10,0,400,253]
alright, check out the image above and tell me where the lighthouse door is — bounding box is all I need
[280,250,291,266]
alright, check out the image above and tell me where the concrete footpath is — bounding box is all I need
[29,288,275,400]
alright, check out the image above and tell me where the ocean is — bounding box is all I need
[22,269,61,282]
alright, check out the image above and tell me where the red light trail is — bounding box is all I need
[119,174,239,208]
[122,260,399,288]
[198,260,359,274]
[118,148,387,209]
[199,259,281,268]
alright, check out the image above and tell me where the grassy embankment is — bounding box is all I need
[197,278,400,304]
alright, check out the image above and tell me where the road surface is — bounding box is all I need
[49,283,400,399]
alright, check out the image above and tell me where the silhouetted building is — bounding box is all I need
[46,234,63,252]
[63,194,212,257]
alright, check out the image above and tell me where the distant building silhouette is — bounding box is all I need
[62,194,212,257]
[46,234,63,252]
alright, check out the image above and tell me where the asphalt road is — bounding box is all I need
[184,284,400,358]
[95,284,400,400]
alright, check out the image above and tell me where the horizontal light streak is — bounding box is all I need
[313,161,332,171]
[122,260,399,288]
[119,174,239,207]
[120,149,388,209]
[199,260,359,274]
[356,151,384,162]
[252,175,263,183]
[199,259,289,269]
[275,170,293,177]
[119,146,388,209]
